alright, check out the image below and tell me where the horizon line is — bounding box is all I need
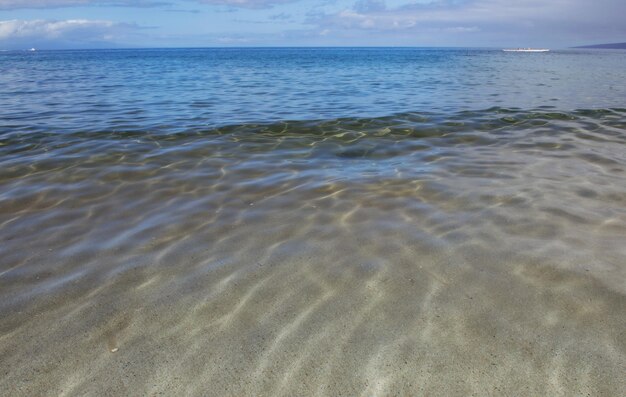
[3,45,582,52]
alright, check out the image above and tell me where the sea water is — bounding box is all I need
[1,48,625,395]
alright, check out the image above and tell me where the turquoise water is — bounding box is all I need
[1,48,625,395]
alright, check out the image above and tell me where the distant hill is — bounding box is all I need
[574,42,626,49]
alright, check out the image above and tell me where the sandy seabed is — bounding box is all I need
[2,191,624,396]
[1,112,625,396]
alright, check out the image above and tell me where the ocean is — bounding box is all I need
[1,48,625,395]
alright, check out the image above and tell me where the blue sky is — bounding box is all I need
[0,0,624,49]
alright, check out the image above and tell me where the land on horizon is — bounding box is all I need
[574,42,626,49]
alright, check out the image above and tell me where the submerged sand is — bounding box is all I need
[1,112,625,395]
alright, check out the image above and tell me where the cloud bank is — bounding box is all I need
[0,0,166,8]
[0,0,296,9]
[195,0,298,8]
[307,0,626,46]
[0,19,141,48]
[0,0,624,47]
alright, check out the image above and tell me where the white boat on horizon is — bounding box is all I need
[503,48,549,52]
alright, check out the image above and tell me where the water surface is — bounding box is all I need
[1,48,625,395]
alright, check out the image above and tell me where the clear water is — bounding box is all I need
[1,48,625,395]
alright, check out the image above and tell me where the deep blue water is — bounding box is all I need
[1,48,625,133]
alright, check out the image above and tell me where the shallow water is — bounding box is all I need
[1,49,625,395]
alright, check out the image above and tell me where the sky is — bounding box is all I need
[0,0,624,49]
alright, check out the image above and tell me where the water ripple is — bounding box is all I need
[1,50,625,395]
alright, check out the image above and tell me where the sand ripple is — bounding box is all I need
[1,109,625,395]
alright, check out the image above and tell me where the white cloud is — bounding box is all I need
[0,19,142,48]
[0,19,107,39]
